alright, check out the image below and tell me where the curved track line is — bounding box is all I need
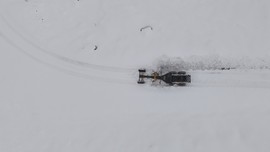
[0,9,138,85]
[0,29,134,85]
[0,14,136,73]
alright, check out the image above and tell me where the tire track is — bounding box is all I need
[0,13,135,85]
[0,14,136,73]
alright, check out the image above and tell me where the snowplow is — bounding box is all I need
[137,69,191,86]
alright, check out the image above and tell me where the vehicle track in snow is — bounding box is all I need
[0,12,138,85]
[0,15,135,72]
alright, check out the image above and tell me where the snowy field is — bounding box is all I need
[1,0,270,152]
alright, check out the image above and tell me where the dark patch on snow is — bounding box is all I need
[153,55,270,71]
[140,26,153,32]
[94,45,98,51]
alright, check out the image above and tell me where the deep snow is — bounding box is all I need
[1,0,270,152]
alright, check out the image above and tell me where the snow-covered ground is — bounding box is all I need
[1,0,270,152]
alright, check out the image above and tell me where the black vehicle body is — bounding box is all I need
[137,69,191,85]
